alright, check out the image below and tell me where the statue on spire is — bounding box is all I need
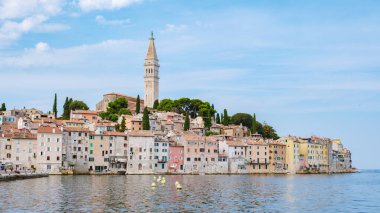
[150,31,154,40]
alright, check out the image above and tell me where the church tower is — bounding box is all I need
[144,32,160,108]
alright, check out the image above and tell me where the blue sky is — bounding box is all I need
[0,0,379,169]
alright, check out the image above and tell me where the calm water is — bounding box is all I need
[0,171,379,212]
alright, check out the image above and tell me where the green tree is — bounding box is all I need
[142,107,150,130]
[216,113,221,124]
[119,116,126,132]
[107,98,128,114]
[262,124,279,139]
[204,110,212,130]
[53,93,57,118]
[157,99,174,111]
[251,113,257,134]
[153,99,159,109]
[220,113,223,124]
[222,109,229,126]
[184,112,190,131]
[99,98,131,122]
[0,103,6,111]
[69,100,89,111]
[231,113,252,128]
[136,95,141,113]
[62,97,71,119]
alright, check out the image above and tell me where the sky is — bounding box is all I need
[0,0,379,169]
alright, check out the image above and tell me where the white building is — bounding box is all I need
[62,127,91,173]
[127,131,156,174]
[36,126,63,174]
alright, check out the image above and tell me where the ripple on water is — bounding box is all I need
[0,173,379,212]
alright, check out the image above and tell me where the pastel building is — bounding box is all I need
[105,132,128,173]
[36,126,63,174]
[246,140,269,173]
[279,136,301,174]
[11,132,37,171]
[168,144,184,173]
[88,133,110,173]
[62,127,91,173]
[268,140,287,173]
[127,131,155,174]
[153,137,169,173]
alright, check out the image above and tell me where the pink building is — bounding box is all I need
[168,144,184,173]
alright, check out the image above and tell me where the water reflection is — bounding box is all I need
[0,172,379,212]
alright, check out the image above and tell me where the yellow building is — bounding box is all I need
[298,137,329,172]
[278,136,300,174]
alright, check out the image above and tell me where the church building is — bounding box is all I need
[96,33,160,111]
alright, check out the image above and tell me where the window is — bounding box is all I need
[90,150,93,154]
[89,157,94,162]
[104,158,109,162]
[57,138,60,142]
[187,157,190,161]
[47,156,50,160]
[6,153,11,158]
[57,156,60,161]
[47,165,51,170]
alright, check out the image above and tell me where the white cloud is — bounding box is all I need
[95,15,130,26]
[78,0,142,11]
[34,42,50,52]
[34,23,70,32]
[0,38,144,67]
[0,15,48,46]
[0,0,65,46]
[0,0,63,20]
[161,24,187,33]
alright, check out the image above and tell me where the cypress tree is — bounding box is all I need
[0,103,6,111]
[216,113,221,124]
[184,112,190,131]
[251,113,257,134]
[120,116,126,132]
[153,99,159,109]
[220,113,223,125]
[136,95,140,113]
[222,109,229,126]
[142,107,150,130]
[62,97,69,119]
[206,110,212,129]
[53,93,57,118]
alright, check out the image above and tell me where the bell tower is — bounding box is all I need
[144,32,160,108]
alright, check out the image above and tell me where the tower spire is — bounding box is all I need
[144,32,160,108]
[146,31,158,60]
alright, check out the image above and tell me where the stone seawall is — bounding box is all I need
[0,173,49,181]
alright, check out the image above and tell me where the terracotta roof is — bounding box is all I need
[128,131,154,137]
[103,131,128,137]
[12,132,37,140]
[37,126,62,134]
[63,126,90,132]
[71,110,101,115]
[226,140,247,147]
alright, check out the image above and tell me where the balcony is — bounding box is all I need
[158,159,167,163]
